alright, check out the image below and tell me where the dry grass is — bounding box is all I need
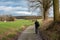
[40,22,60,40]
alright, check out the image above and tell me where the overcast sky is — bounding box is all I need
[0,0,54,16]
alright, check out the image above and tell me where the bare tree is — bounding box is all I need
[28,0,53,20]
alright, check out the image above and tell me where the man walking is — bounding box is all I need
[35,20,40,34]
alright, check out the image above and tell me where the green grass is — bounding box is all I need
[0,19,33,34]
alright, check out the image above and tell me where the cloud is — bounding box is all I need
[15,11,32,15]
[0,6,28,11]
[0,6,29,16]
[0,1,19,6]
[13,11,38,16]
[0,0,28,7]
[0,6,38,16]
[0,1,14,4]
[0,0,21,2]
[0,0,39,16]
[0,6,12,11]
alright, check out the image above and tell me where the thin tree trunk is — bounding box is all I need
[43,10,49,20]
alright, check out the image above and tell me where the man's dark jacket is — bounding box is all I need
[35,21,40,28]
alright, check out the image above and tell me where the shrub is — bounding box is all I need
[2,37,7,40]
[0,15,16,21]
[7,34,16,38]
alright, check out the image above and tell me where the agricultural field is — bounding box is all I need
[0,19,33,40]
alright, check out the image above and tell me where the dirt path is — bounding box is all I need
[18,26,43,40]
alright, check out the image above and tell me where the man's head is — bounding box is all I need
[35,19,38,22]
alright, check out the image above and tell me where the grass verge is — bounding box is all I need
[0,19,33,40]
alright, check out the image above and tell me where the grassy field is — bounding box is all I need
[0,19,33,40]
